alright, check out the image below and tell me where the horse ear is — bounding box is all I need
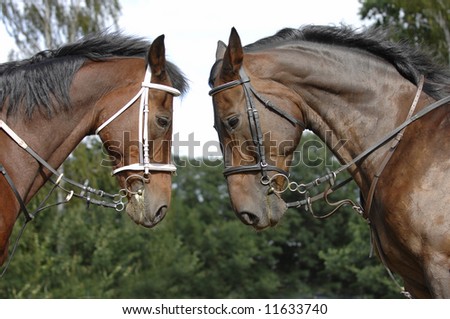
[220,27,243,80]
[148,34,166,78]
[215,40,227,61]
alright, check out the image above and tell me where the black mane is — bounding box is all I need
[245,25,450,100]
[0,31,188,118]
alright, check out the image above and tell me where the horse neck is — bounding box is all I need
[0,111,91,209]
[265,45,423,189]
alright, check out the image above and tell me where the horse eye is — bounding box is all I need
[227,116,239,129]
[156,116,170,128]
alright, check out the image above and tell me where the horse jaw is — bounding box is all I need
[125,188,169,228]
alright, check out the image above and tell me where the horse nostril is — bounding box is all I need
[154,205,168,222]
[239,211,260,225]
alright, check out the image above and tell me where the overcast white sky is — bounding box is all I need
[0,0,367,157]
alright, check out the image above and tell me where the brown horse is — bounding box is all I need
[0,32,187,267]
[209,26,450,298]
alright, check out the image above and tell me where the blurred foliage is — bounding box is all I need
[359,0,450,65]
[0,135,400,298]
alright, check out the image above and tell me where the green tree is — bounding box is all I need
[359,0,450,65]
[168,158,283,298]
[1,0,121,58]
[0,139,400,298]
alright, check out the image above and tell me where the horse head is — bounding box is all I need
[94,35,184,227]
[0,32,188,269]
[209,28,305,229]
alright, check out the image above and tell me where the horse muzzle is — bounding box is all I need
[122,173,171,228]
[225,171,288,229]
[125,188,169,228]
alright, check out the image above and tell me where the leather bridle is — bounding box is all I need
[1,64,181,212]
[210,68,450,210]
[209,67,306,183]
[0,64,180,276]
[96,65,180,176]
[210,68,450,298]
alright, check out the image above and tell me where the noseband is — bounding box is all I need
[209,67,305,183]
[96,65,181,176]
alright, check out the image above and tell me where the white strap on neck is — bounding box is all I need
[0,120,28,149]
